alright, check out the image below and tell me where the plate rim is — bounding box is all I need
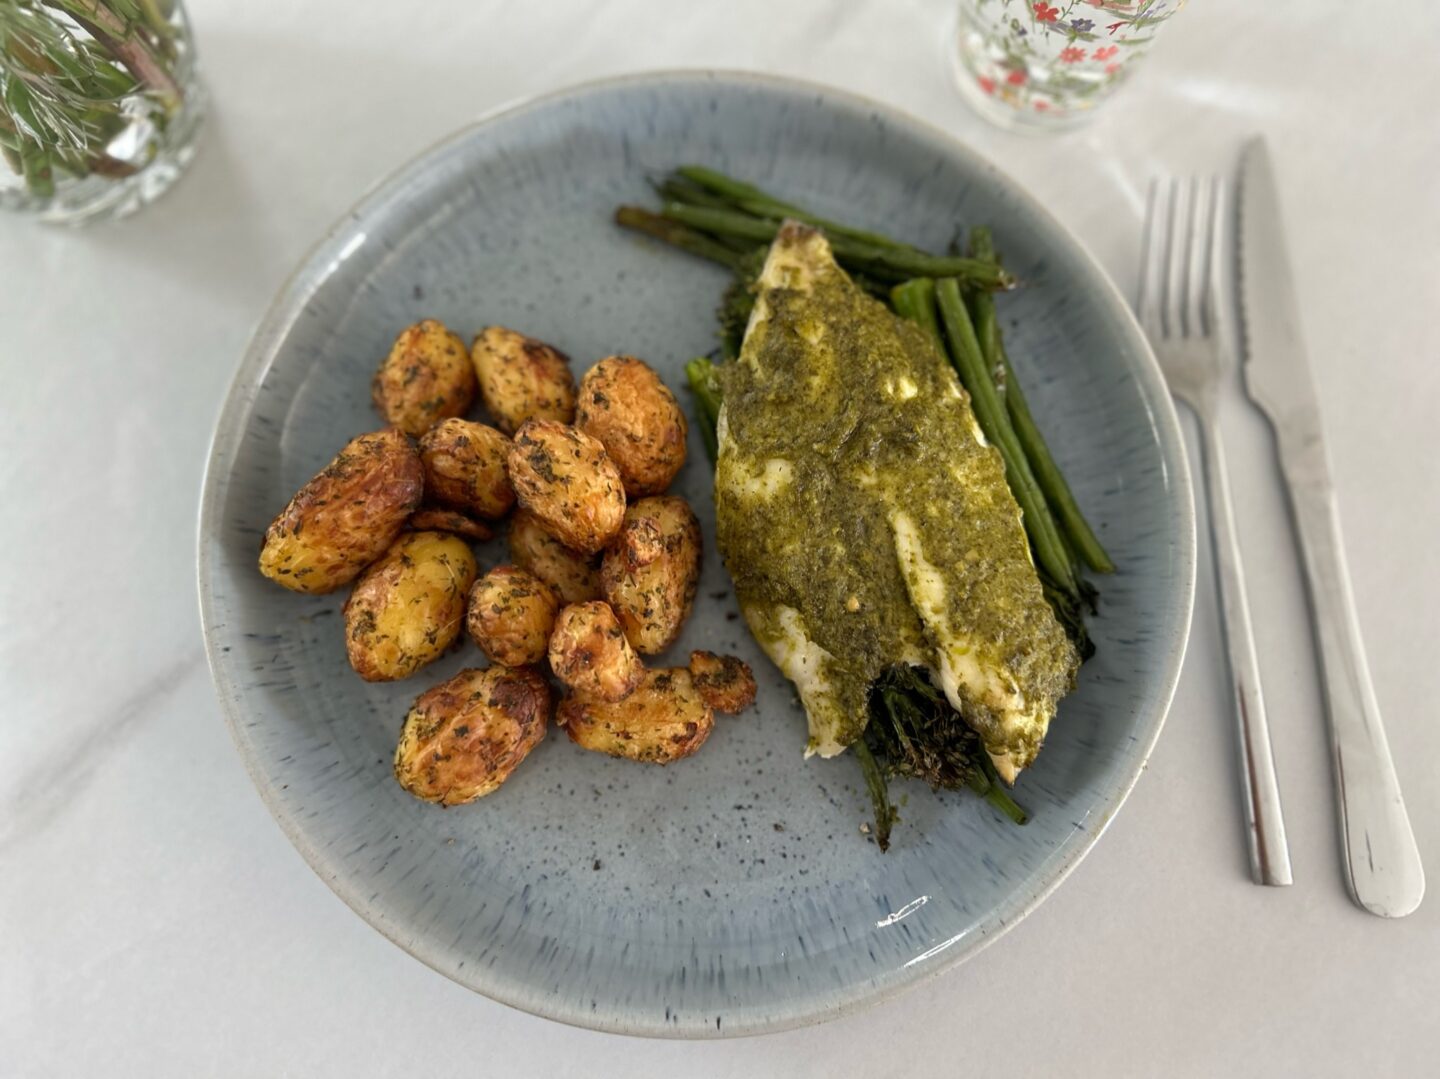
[196,67,1196,1038]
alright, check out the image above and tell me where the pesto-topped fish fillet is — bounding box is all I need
[715,223,1078,782]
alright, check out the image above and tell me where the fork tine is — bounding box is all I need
[1136,179,1166,336]
[1162,178,1188,339]
[1204,175,1226,338]
[1184,176,1211,338]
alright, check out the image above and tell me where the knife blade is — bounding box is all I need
[1237,139,1327,477]
[1237,136,1424,917]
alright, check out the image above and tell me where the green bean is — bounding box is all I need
[654,175,734,211]
[659,203,1011,290]
[685,357,724,464]
[889,279,944,355]
[677,164,905,250]
[614,206,749,272]
[652,178,755,252]
[659,202,778,241]
[970,228,1115,573]
[936,279,1076,593]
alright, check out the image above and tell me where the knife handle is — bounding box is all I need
[1197,415,1292,886]
[1286,476,1425,916]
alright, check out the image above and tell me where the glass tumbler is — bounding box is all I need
[953,0,1187,132]
[0,1,204,224]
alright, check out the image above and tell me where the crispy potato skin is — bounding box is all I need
[405,506,493,542]
[371,320,476,437]
[600,496,702,654]
[575,356,688,497]
[507,509,602,604]
[343,531,477,681]
[507,420,626,554]
[471,326,576,434]
[394,666,551,805]
[558,668,714,763]
[688,651,757,714]
[259,427,423,594]
[547,601,644,702]
[417,418,515,520]
[467,565,559,667]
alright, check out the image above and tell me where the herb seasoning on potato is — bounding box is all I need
[259,426,423,594]
[507,509,603,604]
[576,355,688,497]
[688,651,757,713]
[471,326,577,434]
[371,320,476,437]
[467,565,559,667]
[260,302,763,806]
[558,667,714,764]
[548,601,645,702]
[601,495,702,653]
[417,417,516,520]
[343,531,477,682]
[394,666,551,805]
[507,420,627,555]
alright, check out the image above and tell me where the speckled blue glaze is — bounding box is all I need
[198,72,1194,1038]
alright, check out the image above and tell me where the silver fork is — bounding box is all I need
[1138,177,1293,887]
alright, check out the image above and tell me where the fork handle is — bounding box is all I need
[1284,473,1424,916]
[1196,412,1293,886]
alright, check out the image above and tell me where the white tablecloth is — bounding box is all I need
[3,1,1438,1075]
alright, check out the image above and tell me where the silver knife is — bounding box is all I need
[1237,136,1424,917]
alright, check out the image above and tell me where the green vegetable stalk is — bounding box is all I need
[935,277,1077,594]
[894,275,1099,656]
[888,278,944,353]
[659,201,1012,290]
[677,163,909,251]
[685,356,723,464]
[614,206,750,273]
[969,227,1114,574]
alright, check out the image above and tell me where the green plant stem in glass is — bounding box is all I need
[0,0,195,210]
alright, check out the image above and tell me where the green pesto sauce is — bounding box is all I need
[714,232,1075,758]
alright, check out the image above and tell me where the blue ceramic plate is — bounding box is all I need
[198,71,1194,1037]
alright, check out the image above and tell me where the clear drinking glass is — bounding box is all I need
[953,0,1187,132]
[0,0,203,224]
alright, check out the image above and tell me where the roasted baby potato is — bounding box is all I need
[371,319,476,437]
[507,509,602,604]
[343,531,477,681]
[394,666,551,805]
[471,326,576,434]
[507,420,626,554]
[688,651,757,714]
[547,601,644,702]
[576,355,688,497]
[558,668,714,764]
[405,506,493,542]
[417,418,515,520]
[466,565,559,667]
[600,496,702,653]
[259,427,423,594]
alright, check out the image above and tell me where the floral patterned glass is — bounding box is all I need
[953,0,1187,131]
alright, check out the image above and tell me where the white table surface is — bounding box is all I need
[4,1,1438,1075]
